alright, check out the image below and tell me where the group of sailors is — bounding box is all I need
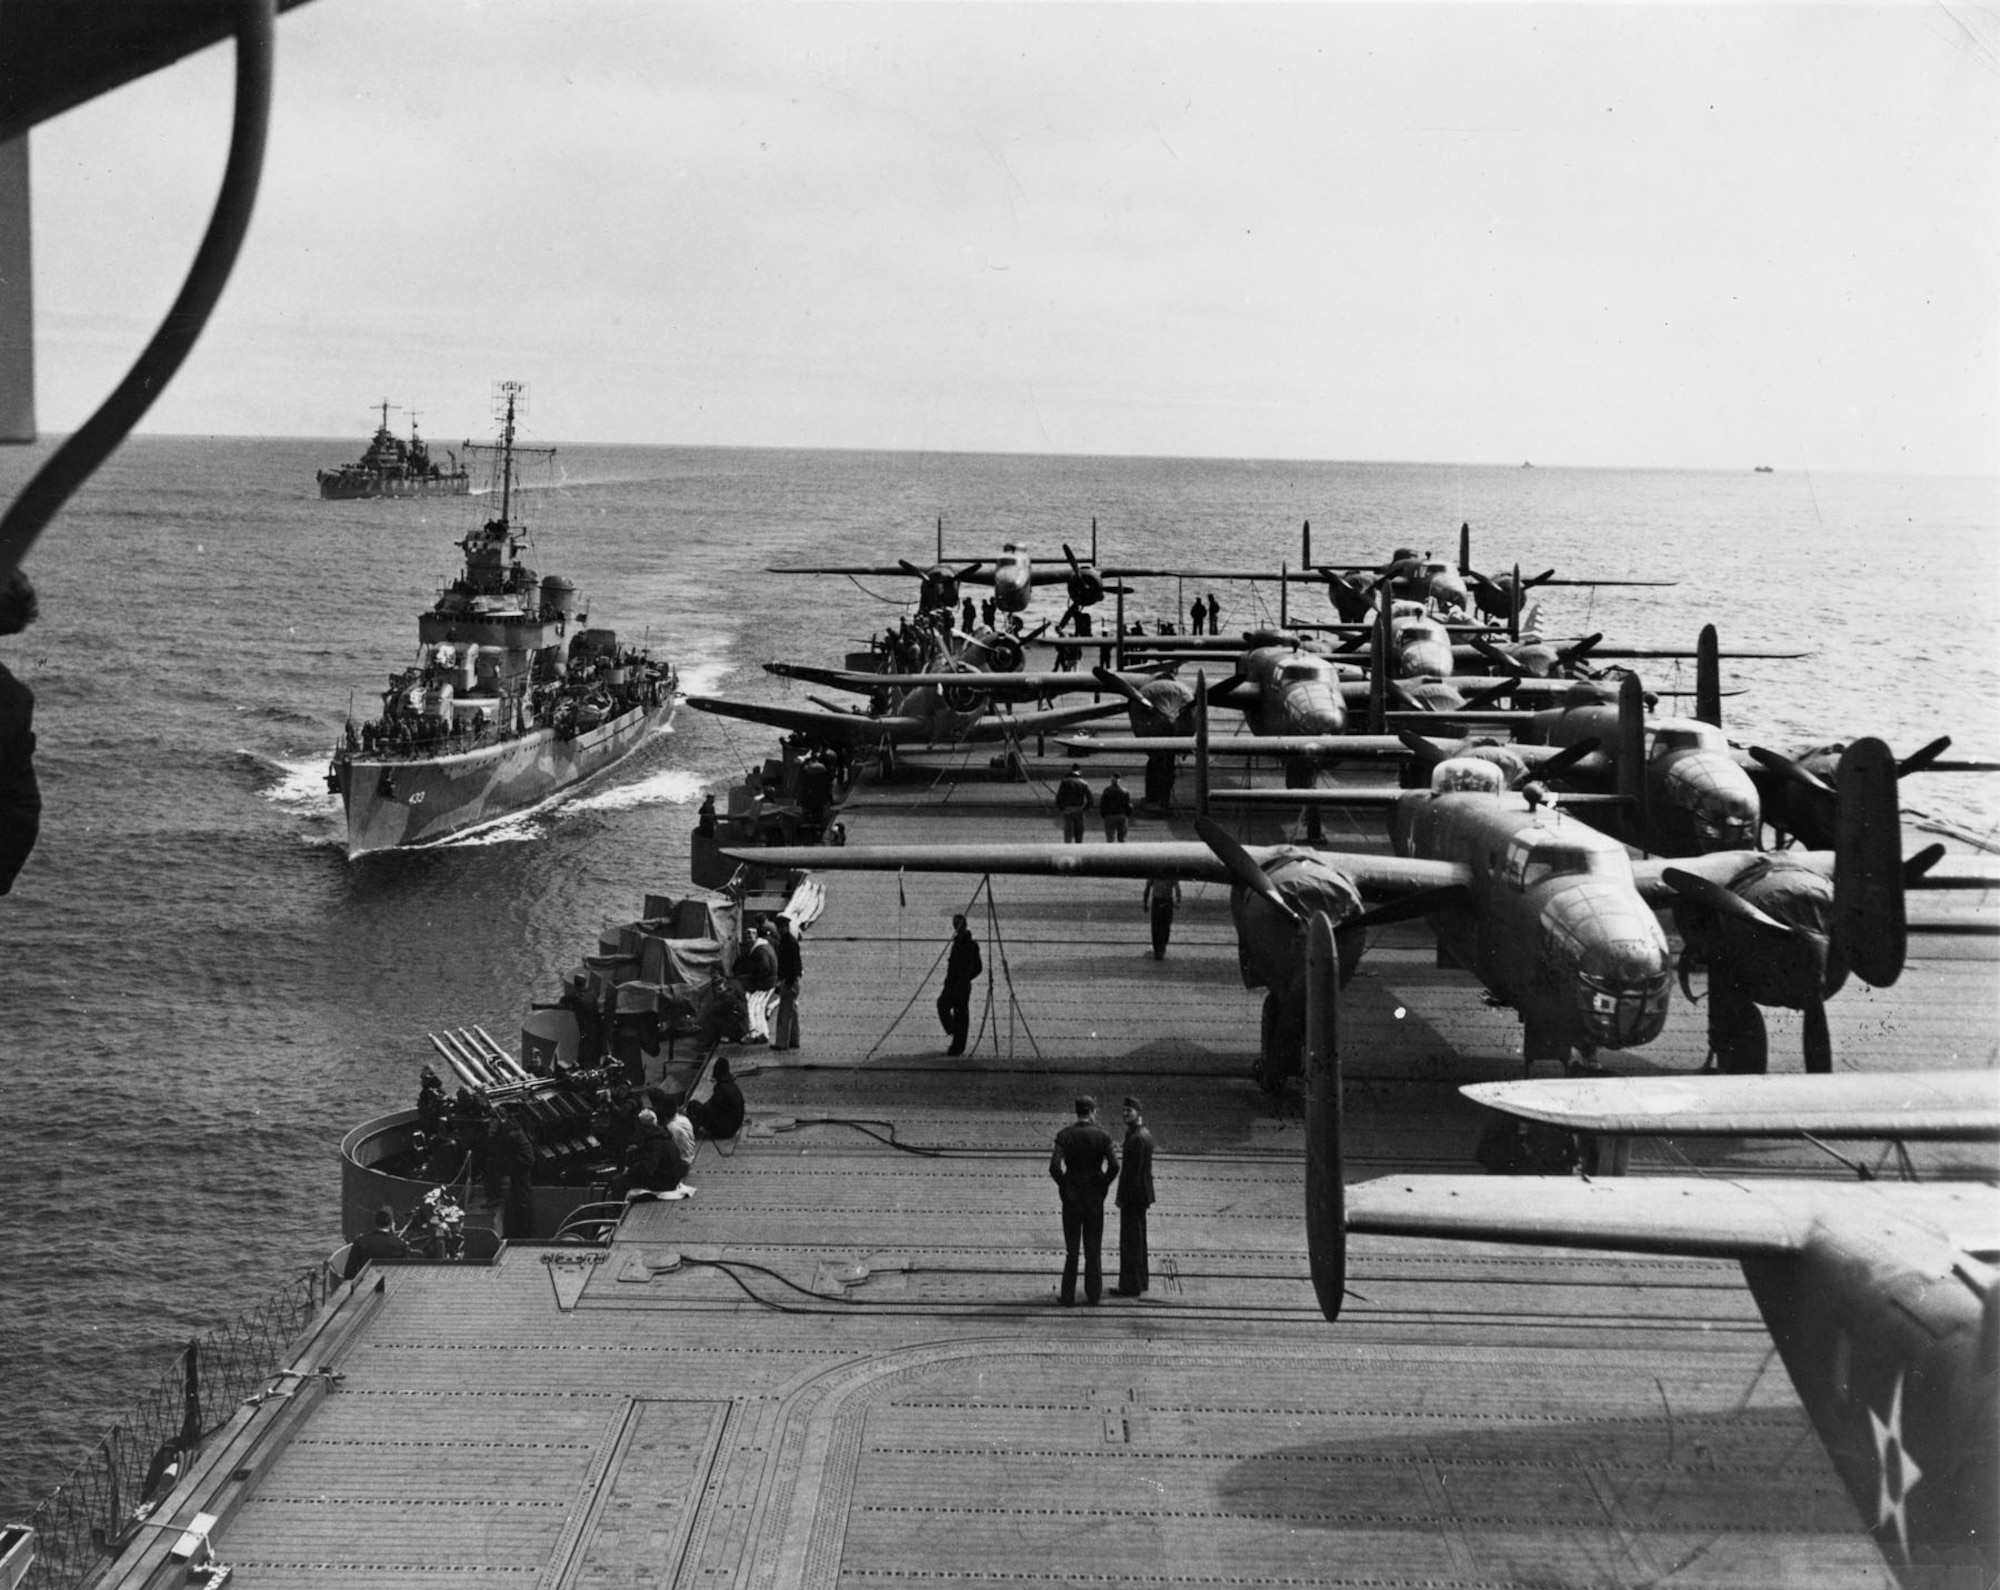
[401,1036,751,1230]
[349,643,672,759]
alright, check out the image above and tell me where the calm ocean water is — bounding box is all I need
[0,436,1994,1519]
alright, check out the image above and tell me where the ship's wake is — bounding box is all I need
[564,767,708,814]
[674,658,731,697]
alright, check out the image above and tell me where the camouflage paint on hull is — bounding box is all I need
[336,698,676,858]
[317,471,470,500]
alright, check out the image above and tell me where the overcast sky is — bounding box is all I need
[22,2,2000,472]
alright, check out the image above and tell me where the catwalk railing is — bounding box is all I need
[17,1258,339,1590]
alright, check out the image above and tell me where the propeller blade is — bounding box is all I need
[1459,679,1518,710]
[1470,635,1525,676]
[1336,885,1469,934]
[1903,842,1946,884]
[1748,745,1835,794]
[1661,866,1794,937]
[1195,815,1301,922]
[1091,666,1148,710]
[1554,633,1603,672]
[1801,986,1833,1074]
[1537,736,1603,780]
[1061,542,1082,573]
[1303,910,1346,1321]
[1897,735,1953,776]
[956,562,984,580]
[1396,729,1448,769]
[897,559,926,579]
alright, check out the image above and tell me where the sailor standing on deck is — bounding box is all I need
[1099,773,1132,842]
[1055,765,1093,844]
[937,914,984,1056]
[771,915,802,1050]
[1112,1098,1156,1297]
[1141,876,1181,960]
[1049,1097,1119,1306]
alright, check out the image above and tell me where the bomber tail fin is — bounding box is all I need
[1304,910,1346,1321]
[1833,736,1906,988]
[1696,624,1722,727]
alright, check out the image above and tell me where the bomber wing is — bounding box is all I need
[1347,1173,1999,1259]
[1207,785,1631,809]
[767,562,943,576]
[764,662,1153,697]
[683,694,1124,747]
[1056,733,1412,758]
[720,839,1467,897]
[1464,1069,2000,1142]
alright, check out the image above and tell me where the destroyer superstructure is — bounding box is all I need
[326,382,676,857]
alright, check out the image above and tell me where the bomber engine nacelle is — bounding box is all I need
[1062,543,1106,610]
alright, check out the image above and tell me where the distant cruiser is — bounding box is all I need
[326,382,677,857]
[317,401,471,499]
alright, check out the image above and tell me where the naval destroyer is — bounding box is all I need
[326,382,677,857]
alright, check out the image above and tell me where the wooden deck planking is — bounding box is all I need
[151,749,2000,1589]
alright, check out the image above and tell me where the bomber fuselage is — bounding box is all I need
[1535,705,1762,854]
[1390,788,1673,1059]
[1240,645,1350,738]
[990,544,1035,613]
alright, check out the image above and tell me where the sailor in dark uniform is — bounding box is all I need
[1048,1097,1119,1305]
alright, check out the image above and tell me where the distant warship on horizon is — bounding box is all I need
[316,400,471,499]
[326,381,677,857]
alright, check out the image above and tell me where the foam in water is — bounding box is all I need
[675,658,732,697]
[257,753,342,811]
[564,766,708,814]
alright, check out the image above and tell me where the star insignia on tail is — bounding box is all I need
[1868,1370,1923,1558]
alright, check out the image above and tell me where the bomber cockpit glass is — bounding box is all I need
[1651,723,1725,758]
[1278,662,1327,684]
[1502,834,1635,892]
[1430,758,1505,795]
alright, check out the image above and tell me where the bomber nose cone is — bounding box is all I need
[1696,789,1761,851]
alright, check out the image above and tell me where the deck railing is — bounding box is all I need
[17,1260,339,1590]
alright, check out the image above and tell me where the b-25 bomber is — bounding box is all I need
[770,520,1203,630]
[1295,914,1998,1588]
